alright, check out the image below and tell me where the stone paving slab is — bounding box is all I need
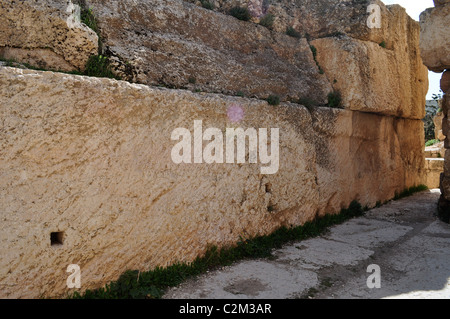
[274,238,374,269]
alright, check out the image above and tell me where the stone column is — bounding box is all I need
[420,0,450,222]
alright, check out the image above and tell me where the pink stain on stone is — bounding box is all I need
[227,104,245,123]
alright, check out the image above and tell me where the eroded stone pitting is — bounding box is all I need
[0,0,98,71]
[0,0,436,298]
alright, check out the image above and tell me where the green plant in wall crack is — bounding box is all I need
[81,8,98,34]
[69,200,366,299]
[229,6,251,21]
[327,91,342,108]
[425,139,440,147]
[84,55,119,79]
[298,97,315,110]
[309,45,324,74]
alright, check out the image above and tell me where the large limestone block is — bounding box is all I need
[0,67,320,298]
[420,4,450,72]
[311,36,428,119]
[0,0,98,71]
[84,0,331,103]
[312,108,425,215]
[0,67,425,297]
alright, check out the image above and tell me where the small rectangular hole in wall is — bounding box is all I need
[50,232,64,246]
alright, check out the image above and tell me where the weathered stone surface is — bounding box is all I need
[434,0,450,7]
[419,4,450,73]
[0,67,424,297]
[440,175,450,200]
[0,0,98,71]
[312,107,425,215]
[85,0,331,104]
[311,36,428,119]
[425,158,444,189]
[188,1,417,49]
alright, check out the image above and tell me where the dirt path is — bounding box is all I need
[164,189,450,299]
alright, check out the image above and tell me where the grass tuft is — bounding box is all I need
[81,7,102,53]
[200,0,214,10]
[259,14,275,29]
[229,6,251,21]
[266,95,280,106]
[298,97,315,110]
[327,91,342,108]
[286,26,301,38]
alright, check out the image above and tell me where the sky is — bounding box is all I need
[382,0,442,100]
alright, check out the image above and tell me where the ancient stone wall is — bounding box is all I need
[0,0,428,297]
[420,0,450,222]
[82,0,427,116]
